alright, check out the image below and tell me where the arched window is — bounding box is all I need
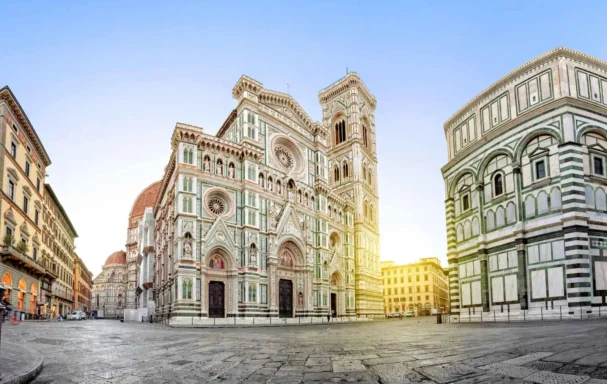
[2,273,12,302]
[334,166,340,183]
[184,232,192,239]
[368,171,373,186]
[277,180,282,195]
[493,173,504,197]
[228,162,236,179]
[364,201,368,218]
[30,284,37,314]
[268,177,273,191]
[184,148,194,164]
[363,165,367,181]
[298,189,302,203]
[203,156,211,172]
[259,173,265,188]
[17,278,26,311]
[363,125,368,147]
[335,120,346,145]
[305,193,309,206]
[343,162,349,178]
[369,205,374,222]
[216,159,223,175]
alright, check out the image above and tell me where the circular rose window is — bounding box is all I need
[275,146,294,170]
[203,188,233,218]
[270,135,304,175]
[207,198,225,215]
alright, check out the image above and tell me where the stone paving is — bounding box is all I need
[1,317,607,383]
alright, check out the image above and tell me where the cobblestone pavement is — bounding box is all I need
[2,318,607,383]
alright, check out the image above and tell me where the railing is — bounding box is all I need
[443,305,607,323]
[145,314,385,326]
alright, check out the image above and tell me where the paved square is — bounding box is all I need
[2,318,607,383]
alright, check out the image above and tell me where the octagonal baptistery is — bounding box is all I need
[442,47,607,320]
[153,73,383,322]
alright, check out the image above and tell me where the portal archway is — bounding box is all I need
[276,240,306,318]
[202,246,236,318]
[330,271,345,317]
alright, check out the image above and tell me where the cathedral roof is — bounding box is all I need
[104,251,127,266]
[128,181,162,228]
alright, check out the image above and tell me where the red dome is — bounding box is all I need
[104,251,127,266]
[128,181,161,228]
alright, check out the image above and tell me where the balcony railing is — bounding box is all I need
[0,245,46,276]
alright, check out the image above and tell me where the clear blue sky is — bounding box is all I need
[1,1,606,276]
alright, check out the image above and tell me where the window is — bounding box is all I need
[34,210,39,226]
[343,162,349,178]
[462,194,470,212]
[594,156,605,176]
[334,167,339,183]
[10,142,17,158]
[535,160,546,180]
[25,161,30,177]
[493,173,503,196]
[335,120,346,145]
[23,195,29,214]
[184,148,194,164]
[8,180,15,200]
[248,284,257,302]
[12,124,18,133]
[36,178,40,192]
[363,125,368,147]
[33,247,38,261]
[182,278,192,299]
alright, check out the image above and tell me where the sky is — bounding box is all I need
[1,1,607,276]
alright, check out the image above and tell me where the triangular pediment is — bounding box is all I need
[589,143,607,153]
[276,203,305,245]
[264,103,309,129]
[528,146,549,158]
[203,216,235,253]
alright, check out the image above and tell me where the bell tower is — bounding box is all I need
[318,73,382,316]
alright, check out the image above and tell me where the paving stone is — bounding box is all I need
[480,363,539,378]
[556,364,597,376]
[592,368,607,379]
[574,352,607,366]
[451,373,532,383]
[524,371,589,384]
[369,363,430,383]
[524,361,564,372]
[332,354,378,361]
[502,352,554,366]
[362,355,416,366]
[415,363,482,383]
[302,371,379,382]
[332,359,367,373]
[466,352,521,368]
[544,349,599,363]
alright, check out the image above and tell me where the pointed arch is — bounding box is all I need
[576,125,607,143]
[342,161,349,178]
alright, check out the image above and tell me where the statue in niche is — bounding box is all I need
[298,292,304,307]
[183,241,192,258]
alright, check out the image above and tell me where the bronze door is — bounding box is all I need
[331,293,337,317]
[208,281,225,318]
[279,279,293,318]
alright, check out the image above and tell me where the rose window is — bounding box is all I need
[275,146,294,170]
[207,198,225,215]
[203,188,234,218]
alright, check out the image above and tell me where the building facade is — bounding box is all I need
[43,184,78,317]
[442,47,607,317]
[151,73,382,320]
[124,181,161,322]
[381,258,449,316]
[91,251,127,319]
[0,86,53,320]
[73,252,93,315]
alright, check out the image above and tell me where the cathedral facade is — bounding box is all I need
[442,48,607,317]
[150,73,382,319]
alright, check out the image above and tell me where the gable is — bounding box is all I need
[203,216,235,253]
[275,203,306,246]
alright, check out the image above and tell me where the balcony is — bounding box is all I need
[0,245,46,278]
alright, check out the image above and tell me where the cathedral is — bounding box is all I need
[119,73,383,320]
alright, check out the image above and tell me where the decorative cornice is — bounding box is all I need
[442,97,607,174]
[444,47,607,132]
[318,72,377,108]
[258,89,315,131]
[215,109,237,139]
[0,86,52,166]
[232,75,263,99]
